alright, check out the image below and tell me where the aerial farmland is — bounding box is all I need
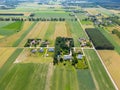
[0,0,120,90]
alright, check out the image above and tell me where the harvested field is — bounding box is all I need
[54,22,69,39]
[98,50,120,89]
[0,48,16,68]
[19,22,49,46]
[0,21,33,46]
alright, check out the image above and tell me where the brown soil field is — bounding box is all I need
[54,22,69,39]
[18,21,49,46]
[0,47,16,68]
[0,21,33,46]
[98,50,120,89]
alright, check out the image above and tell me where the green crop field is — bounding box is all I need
[51,64,95,90]
[0,21,23,36]
[77,69,96,90]
[84,49,115,90]
[0,2,118,90]
[0,63,48,90]
[67,21,88,46]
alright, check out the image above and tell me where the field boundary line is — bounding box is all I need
[95,49,118,90]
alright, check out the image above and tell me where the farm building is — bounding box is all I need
[39,48,44,53]
[48,48,54,52]
[63,55,72,60]
[77,54,83,59]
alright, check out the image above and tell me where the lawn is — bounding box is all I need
[0,63,49,90]
[84,49,115,90]
[0,21,23,36]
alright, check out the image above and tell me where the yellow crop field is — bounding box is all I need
[54,22,69,39]
[98,50,120,89]
[19,21,49,46]
[0,48,16,68]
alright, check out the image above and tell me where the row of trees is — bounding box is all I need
[86,28,114,50]
[53,37,74,65]
[0,17,66,21]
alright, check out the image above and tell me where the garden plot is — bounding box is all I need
[98,50,120,89]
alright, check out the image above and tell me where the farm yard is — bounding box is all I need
[0,1,119,90]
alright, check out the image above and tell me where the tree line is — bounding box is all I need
[0,17,66,21]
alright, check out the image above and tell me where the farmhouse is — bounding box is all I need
[48,48,54,52]
[39,48,44,53]
[77,54,83,59]
[63,55,72,60]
